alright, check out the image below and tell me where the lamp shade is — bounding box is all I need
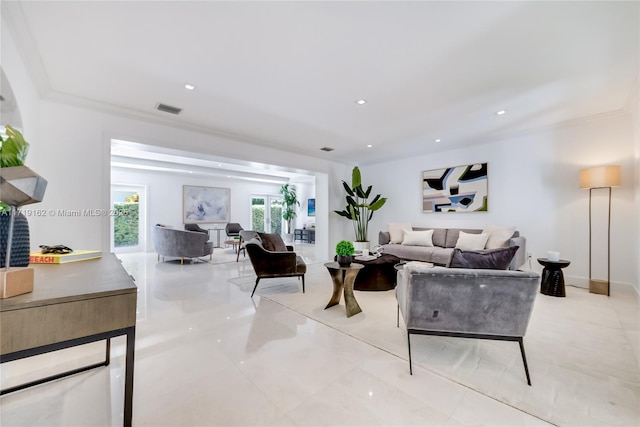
[579,165,621,189]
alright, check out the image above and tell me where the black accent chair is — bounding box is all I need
[244,234,306,297]
[225,223,243,239]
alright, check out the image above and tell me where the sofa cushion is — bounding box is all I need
[257,232,288,252]
[388,223,413,244]
[482,224,516,249]
[455,231,489,251]
[447,246,519,270]
[445,228,482,248]
[402,229,434,247]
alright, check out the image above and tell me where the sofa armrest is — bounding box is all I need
[509,236,526,270]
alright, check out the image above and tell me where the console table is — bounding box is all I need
[0,254,137,427]
[294,228,315,243]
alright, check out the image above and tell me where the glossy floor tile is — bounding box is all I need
[0,244,636,426]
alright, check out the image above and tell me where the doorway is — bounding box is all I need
[251,194,283,234]
[111,184,146,253]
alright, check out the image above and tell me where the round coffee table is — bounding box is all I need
[537,258,570,297]
[353,254,402,291]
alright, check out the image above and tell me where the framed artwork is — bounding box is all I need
[422,163,488,212]
[183,185,230,223]
[307,198,316,216]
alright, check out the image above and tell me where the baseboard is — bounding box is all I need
[565,275,639,297]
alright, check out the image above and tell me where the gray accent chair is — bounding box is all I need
[396,265,540,385]
[152,225,213,264]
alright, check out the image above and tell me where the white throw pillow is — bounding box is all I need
[455,231,489,251]
[388,222,412,244]
[482,224,516,249]
[402,229,434,247]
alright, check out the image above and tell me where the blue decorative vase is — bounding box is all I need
[0,210,30,268]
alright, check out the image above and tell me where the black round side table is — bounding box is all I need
[537,258,570,297]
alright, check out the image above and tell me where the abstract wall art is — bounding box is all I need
[422,163,488,212]
[183,185,230,223]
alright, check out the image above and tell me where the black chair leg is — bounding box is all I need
[518,338,532,386]
[301,275,305,293]
[251,278,261,297]
[407,331,413,375]
[397,304,400,328]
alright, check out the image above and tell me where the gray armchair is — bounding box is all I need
[153,225,213,264]
[396,265,540,385]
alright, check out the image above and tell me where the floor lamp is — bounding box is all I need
[579,165,621,296]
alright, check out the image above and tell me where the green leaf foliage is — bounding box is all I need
[0,125,30,167]
[333,166,387,242]
[335,240,355,256]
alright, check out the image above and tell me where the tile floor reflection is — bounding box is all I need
[0,244,637,426]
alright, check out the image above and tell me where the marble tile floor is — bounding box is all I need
[0,244,637,426]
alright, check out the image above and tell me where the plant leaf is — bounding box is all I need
[342,181,355,197]
[352,166,361,188]
[1,125,30,167]
[369,197,387,211]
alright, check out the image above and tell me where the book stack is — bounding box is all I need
[29,250,102,264]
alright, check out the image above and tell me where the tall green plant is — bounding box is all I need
[280,184,299,234]
[334,166,387,242]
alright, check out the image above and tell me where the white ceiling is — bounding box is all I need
[5,1,639,167]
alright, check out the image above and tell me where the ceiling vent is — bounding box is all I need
[320,147,334,152]
[156,103,182,115]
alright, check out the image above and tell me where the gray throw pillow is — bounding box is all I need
[257,232,287,252]
[447,246,519,270]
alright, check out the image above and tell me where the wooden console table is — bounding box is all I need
[0,254,137,427]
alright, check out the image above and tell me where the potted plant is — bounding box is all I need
[0,125,48,271]
[280,184,299,242]
[335,240,355,267]
[334,166,387,250]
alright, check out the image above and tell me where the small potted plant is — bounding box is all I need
[335,240,355,267]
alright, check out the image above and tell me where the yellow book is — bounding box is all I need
[29,250,102,264]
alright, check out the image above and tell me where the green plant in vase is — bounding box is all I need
[334,166,386,247]
[335,240,355,267]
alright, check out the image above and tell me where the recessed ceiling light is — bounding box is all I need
[356,99,366,105]
[366,144,372,148]
[185,83,195,91]
[434,139,441,143]
[496,110,506,115]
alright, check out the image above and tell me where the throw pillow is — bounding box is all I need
[401,229,434,247]
[388,223,412,244]
[447,246,519,270]
[257,232,287,252]
[482,224,516,249]
[455,231,489,251]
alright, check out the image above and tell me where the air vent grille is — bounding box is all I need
[156,103,182,115]
[320,147,334,152]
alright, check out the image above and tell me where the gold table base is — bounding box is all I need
[324,262,364,318]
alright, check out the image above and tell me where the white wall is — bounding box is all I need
[362,111,638,292]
